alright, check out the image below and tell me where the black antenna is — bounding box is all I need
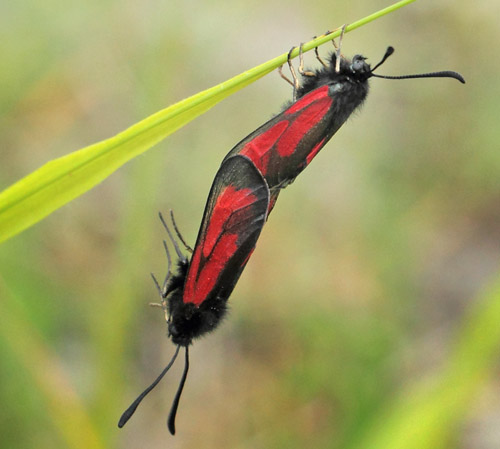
[159,212,187,264]
[167,346,190,435]
[370,46,465,83]
[118,345,181,428]
[170,210,194,253]
[370,46,395,72]
[158,210,190,296]
[372,70,465,83]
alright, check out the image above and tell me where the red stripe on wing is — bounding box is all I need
[183,234,238,306]
[277,96,333,157]
[239,247,255,269]
[286,85,329,114]
[305,138,326,165]
[183,185,259,306]
[239,120,289,175]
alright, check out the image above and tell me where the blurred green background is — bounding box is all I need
[1,0,499,448]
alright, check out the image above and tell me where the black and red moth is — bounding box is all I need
[118,45,465,434]
[118,156,270,434]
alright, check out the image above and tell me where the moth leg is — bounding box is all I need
[330,24,346,50]
[278,46,300,99]
[313,31,331,68]
[298,43,316,77]
[314,46,328,68]
[334,24,347,73]
[286,46,299,89]
[278,65,295,87]
[285,46,301,100]
[278,47,296,88]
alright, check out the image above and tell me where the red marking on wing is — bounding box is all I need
[276,96,333,157]
[286,85,329,114]
[239,120,289,175]
[184,233,238,306]
[183,185,258,306]
[240,247,255,268]
[305,138,326,165]
[202,186,257,258]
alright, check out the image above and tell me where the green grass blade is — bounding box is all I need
[0,0,416,244]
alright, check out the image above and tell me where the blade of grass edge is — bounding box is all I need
[0,0,416,244]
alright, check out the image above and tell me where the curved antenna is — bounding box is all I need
[370,46,395,72]
[370,46,465,84]
[170,210,194,253]
[118,345,181,428]
[371,70,465,83]
[167,346,190,435]
[159,212,187,264]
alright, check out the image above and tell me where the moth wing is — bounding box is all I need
[183,155,270,306]
[225,85,334,188]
